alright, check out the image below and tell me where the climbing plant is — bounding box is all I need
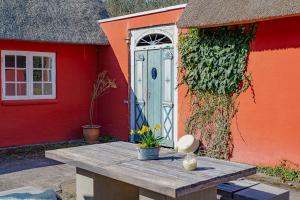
[179,26,256,159]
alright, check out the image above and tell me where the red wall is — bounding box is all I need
[97,46,129,141]
[178,16,300,168]
[0,40,100,147]
[99,8,185,140]
[100,10,300,168]
[2,8,298,168]
[231,16,300,169]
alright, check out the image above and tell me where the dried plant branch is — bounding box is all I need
[89,71,117,126]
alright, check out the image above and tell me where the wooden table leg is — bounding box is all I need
[76,168,139,200]
[139,187,217,200]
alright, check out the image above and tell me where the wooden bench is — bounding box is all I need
[217,179,289,200]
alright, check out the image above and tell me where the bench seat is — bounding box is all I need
[218,180,289,200]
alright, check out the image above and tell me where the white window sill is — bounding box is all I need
[1,99,58,106]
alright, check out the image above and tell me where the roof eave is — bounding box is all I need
[0,38,109,46]
[98,4,186,24]
[177,13,300,29]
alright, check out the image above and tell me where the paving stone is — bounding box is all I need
[234,183,289,200]
[0,163,75,192]
[218,179,259,199]
[0,186,42,195]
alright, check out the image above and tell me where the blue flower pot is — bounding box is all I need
[137,147,160,160]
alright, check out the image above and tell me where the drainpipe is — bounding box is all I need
[95,45,100,126]
[125,32,134,143]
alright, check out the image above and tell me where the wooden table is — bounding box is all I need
[46,142,256,200]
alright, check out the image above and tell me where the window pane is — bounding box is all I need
[43,70,52,82]
[5,55,15,68]
[43,83,52,95]
[33,83,42,95]
[17,56,26,68]
[33,70,42,81]
[16,69,26,81]
[43,57,52,69]
[33,56,42,68]
[17,83,26,96]
[5,69,15,81]
[5,83,15,96]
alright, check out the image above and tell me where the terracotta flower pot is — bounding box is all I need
[82,125,101,144]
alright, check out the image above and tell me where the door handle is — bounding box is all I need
[148,91,151,100]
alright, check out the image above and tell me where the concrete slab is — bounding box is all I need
[218,179,259,198]
[234,183,289,200]
[0,186,43,195]
[0,159,75,192]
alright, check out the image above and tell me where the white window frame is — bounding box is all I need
[1,50,56,100]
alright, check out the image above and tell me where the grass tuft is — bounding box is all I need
[258,166,300,182]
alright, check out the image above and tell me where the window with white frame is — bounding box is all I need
[1,51,56,100]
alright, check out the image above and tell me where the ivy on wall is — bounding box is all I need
[179,26,256,159]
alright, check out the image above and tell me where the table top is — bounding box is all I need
[46,141,256,198]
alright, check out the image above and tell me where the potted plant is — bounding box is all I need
[130,125,163,160]
[82,71,116,144]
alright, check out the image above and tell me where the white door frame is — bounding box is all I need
[129,25,179,147]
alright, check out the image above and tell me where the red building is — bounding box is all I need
[1,0,300,169]
[0,0,109,147]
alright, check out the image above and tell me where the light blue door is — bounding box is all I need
[134,48,174,147]
[147,49,162,135]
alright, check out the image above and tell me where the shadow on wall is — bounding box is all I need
[251,16,300,52]
[97,46,129,141]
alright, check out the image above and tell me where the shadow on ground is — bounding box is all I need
[0,158,61,175]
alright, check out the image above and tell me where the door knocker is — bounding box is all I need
[151,68,157,80]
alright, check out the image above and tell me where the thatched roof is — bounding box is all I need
[0,0,108,45]
[178,0,300,28]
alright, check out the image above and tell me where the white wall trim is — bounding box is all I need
[173,25,179,148]
[130,31,136,132]
[98,4,186,24]
[130,25,179,147]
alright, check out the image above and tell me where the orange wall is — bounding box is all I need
[231,16,300,168]
[100,9,300,168]
[99,8,185,140]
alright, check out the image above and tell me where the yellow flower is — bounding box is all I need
[137,130,144,135]
[146,126,151,132]
[129,130,135,135]
[141,125,151,133]
[154,125,161,132]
